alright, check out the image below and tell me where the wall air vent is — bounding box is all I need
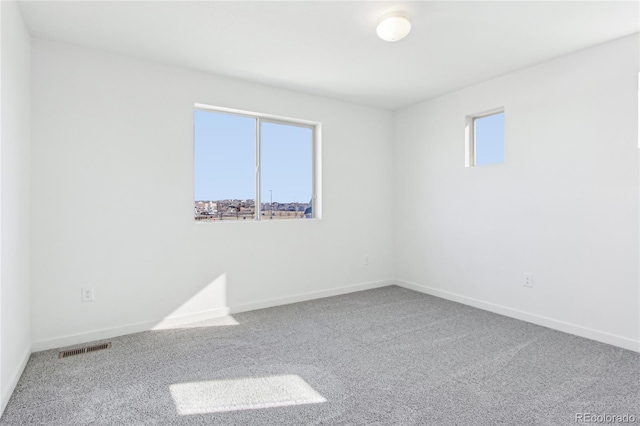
[58,342,112,359]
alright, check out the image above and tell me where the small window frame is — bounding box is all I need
[465,107,505,167]
[194,103,322,222]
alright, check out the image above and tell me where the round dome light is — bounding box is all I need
[376,14,411,42]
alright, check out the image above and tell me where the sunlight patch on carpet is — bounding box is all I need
[170,374,327,414]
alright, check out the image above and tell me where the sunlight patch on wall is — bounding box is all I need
[170,374,327,415]
[152,273,230,329]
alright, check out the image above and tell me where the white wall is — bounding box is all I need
[395,34,640,351]
[30,39,395,350]
[23,15,640,357]
[0,0,31,413]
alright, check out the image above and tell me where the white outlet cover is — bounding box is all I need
[81,287,95,302]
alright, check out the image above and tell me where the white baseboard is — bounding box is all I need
[151,308,230,330]
[229,279,394,315]
[396,279,640,353]
[31,307,230,352]
[35,277,631,355]
[31,280,394,352]
[1,345,31,416]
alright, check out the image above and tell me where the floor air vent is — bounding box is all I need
[58,342,112,359]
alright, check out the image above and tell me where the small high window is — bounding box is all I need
[466,109,504,167]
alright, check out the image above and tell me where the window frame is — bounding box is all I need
[465,107,505,167]
[194,103,321,221]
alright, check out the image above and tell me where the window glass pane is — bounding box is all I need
[260,122,313,220]
[194,110,256,221]
[474,112,504,166]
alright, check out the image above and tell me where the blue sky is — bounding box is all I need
[194,110,312,203]
[474,112,505,166]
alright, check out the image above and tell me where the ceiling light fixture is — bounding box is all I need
[376,13,411,42]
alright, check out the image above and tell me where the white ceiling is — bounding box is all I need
[18,1,640,110]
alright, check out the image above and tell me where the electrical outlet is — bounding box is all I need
[364,255,370,266]
[523,273,533,288]
[81,287,95,302]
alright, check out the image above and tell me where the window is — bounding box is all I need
[194,105,319,222]
[466,109,505,167]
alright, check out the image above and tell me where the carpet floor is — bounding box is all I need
[1,286,639,425]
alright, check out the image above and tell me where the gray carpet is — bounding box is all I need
[2,286,639,425]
